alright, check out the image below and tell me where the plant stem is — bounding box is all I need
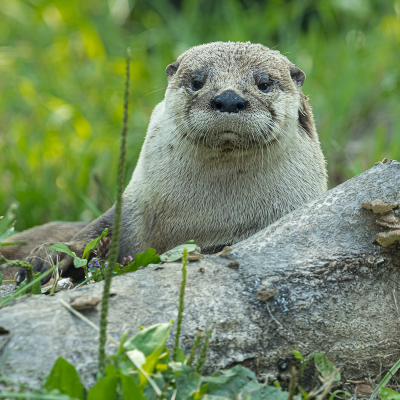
[98,47,131,376]
[186,332,202,366]
[173,247,188,361]
[195,328,212,374]
[0,253,33,293]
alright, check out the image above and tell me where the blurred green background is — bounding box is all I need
[1,0,400,231]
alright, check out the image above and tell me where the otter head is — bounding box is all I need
[164,41,315,155]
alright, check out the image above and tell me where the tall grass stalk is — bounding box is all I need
[0,254,33,293]
[98,48,131,376]
[186,332,202,366]
[173,247,188,361]
[195,328,212,374]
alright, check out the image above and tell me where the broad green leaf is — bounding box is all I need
[45,357,84,400]
[205,365,291,400]
[82,228,108,259]
[174,347,186,363]
[142,374,166,400]
[314,352,341,381]
[126,349,146,367]
[160,242,197,263]
[73,257,87,268]
[120,372,146,400]
[105,364,117,377]
[124,322,172,356]
[32,272,42,294]
[125,323,172,390]
[380,388,400,400]
[87,375,118,400]
[175,371,201,400]
[201,375,231,385]
[117,248,160,275]
[48,243,76,258]
[126,349,162,393]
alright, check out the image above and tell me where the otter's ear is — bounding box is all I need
[166,61,179,81]
[290,67,306,88]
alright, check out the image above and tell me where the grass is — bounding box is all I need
[0,0,399,231]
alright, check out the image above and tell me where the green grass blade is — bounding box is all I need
[0,263,58,307]
[369,358,400,399]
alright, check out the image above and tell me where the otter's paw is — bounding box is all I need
[16,241,81,286]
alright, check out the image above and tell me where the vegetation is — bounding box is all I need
[1,1,400,397]
[1,0,399,231]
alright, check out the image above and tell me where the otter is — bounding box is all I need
[6,41,327,284]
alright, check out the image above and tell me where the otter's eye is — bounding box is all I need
[258,83,270,93]
[192,81,204,91]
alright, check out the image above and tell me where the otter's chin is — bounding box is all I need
[214,131,242,150]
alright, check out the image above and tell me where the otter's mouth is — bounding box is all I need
[217,131,240,151]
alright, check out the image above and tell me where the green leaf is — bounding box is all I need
[48,243,76,258]
[117,248,160,275]
[125,323,172,390]
[82,228,108,259]
[124,322,172,356]
[73,257,87,268]
[314,352,341,381]
[370,357,400,400]
[45,357,84,400]
[205,365,290,400]
[32,272,42,294]
[160,242,197,263]
[105,364,117,377]
[174,347,186,363]
[87,375,118,400]
[292,350,304,362]
[380,388,400,400]
[0,202,17,245]
[120,372,146,400]
[175,370,201,400]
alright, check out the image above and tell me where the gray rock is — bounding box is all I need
[0,161,399,388]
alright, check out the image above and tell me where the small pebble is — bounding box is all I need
[199,267,205,273]
[227,261,239,270]
[217,246,234,257]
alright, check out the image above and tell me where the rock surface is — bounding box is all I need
[0,161,400,388]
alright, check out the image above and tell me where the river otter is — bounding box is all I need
[8,41,327,284]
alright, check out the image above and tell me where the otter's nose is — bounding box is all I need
[212,92,247,113]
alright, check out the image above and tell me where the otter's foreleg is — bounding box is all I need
[16,206,117,285]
